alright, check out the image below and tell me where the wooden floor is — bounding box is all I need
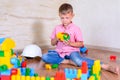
[26,48,120,80]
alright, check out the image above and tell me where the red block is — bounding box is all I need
[1,75,11,80]
[55,71,66,80]
[21,61,27,68]
[110,55,116,61]
[11,68,18,75]
[81,61,88,73]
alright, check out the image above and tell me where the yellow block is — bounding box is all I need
[77,69,81,78]
[21,76,25,80]
[1,38,15,50]
[31,76,35,80]
[45,64,51,70]
[36,76,40,80]
[16,75,20,80]
[4,50,12,57]
[26,76,30,80]
[51,77,54,80]
[41,76,45,80]
[11,75,16,80]
[89,76,95,80]
[56,32,64,41]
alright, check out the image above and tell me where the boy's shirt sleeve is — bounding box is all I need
[74,27,83,41]
[50,27,56,39]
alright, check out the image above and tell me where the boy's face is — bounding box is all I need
[59,12,74,27]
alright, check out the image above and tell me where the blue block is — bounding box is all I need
[1,70,11,75]
[81,74,87,80]
[21,68,26,76]
[80,47,87,53]
[30,68,34,76]
[64,68,77,79]
[0,38,5,44]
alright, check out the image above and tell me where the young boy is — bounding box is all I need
[41,3,119,74]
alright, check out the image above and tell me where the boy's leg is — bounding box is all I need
[42,50,64,64]
[69,51,94,68]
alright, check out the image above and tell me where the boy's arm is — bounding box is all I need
[64,41,83,48]
[51,37,58,46]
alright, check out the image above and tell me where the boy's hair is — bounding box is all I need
[59,3,73,14]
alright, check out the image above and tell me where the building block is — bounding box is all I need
[89,75,95,80]
[1,38,15,50]
[30,68,34,76]
[46,76,50,80]
[81,61,88,74]
[0,50,4,57]
[21,68,26,76]
[0,70,11,75]
[77,69,81,78]
[50,77,54,80]
[11,68,18,75]
[36,76,40,80]
[21,76,25,80]
[80,46,88,56]
[31,76,35,80]
[81,74,87,80]
[51,64,58,69]
[0,65,8,72]
[11,75,16,80]
[45,64,51,70]
[21,61,27,68]
[65,68,77,79]
[110,55,116,61]
[16,75,20,80]
[41,76,45,80]
[26,76,30,80]
[1,75,11,80]
[0,38,5,44]
[55,71,66,80]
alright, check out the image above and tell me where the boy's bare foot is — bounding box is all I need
[101,64,119,75]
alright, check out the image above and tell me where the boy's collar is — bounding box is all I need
[61,22,73,29]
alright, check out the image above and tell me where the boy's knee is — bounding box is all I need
[41,54,48,62]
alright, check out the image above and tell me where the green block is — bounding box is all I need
[0,50,4,57]
[25,68,31,76]
[51,64,59,69]
[11,49,14,55]
[0,65,8,72]
[34,73,38,77]
[46,76,50,80]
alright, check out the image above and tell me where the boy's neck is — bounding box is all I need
[63,22,72,28]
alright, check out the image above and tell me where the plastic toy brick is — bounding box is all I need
[21,61,27,68]
[81,61,88,74]
[81,74,87,80]
[80,46,88,56]
[21,68,26,76]
[41,76,45,80]
[26,76,30,80]
[77,69,81,78]
[11,68,18,75]
[16,75,20,80]
[34,73,38,77]
[36,76,40,80]
[0,38,5,44]
[50,77,54,80]
[89,76,95,80]
[110,55,116,61]
[51,64,59,69]
[31,76,35,80]
[1,70,11,75]
[55,71,66,80]
[30,68,34,76]
[0,50,4,57]
[45,64,51,70]
[64,68,77,79]
[0,65,8,72]
[46,76,50,80]
[11,75,16,80]
[21,76,25,80]
[1,75,11,80]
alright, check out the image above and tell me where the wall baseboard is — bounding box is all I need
[86,44,120,52]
